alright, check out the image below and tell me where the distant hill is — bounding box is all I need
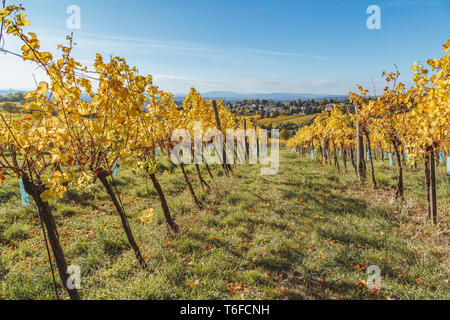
[0,89,27,96]
[2,89,348,103]
[176,91,348,102]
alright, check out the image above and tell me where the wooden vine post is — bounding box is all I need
[355,105,366,182]
[212,100,232,175]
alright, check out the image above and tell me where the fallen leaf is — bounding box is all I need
[189,279,200,288]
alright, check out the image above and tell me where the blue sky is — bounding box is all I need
[1,0,449,94]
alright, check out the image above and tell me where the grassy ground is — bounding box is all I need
[0,101,25,110]
[0,148,448,300]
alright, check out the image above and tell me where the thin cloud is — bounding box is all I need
[33,30,330,62]
[244,48,331,60]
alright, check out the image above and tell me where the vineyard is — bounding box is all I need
[0,4,449,301]
[256,114,317,127]
[287,44,450,224]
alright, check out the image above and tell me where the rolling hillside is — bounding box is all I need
[255,114,317,127]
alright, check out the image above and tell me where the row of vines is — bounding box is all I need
[288,39,449,225]
[0,4,255,299]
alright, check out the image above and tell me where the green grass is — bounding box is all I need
[0,149,448,300]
